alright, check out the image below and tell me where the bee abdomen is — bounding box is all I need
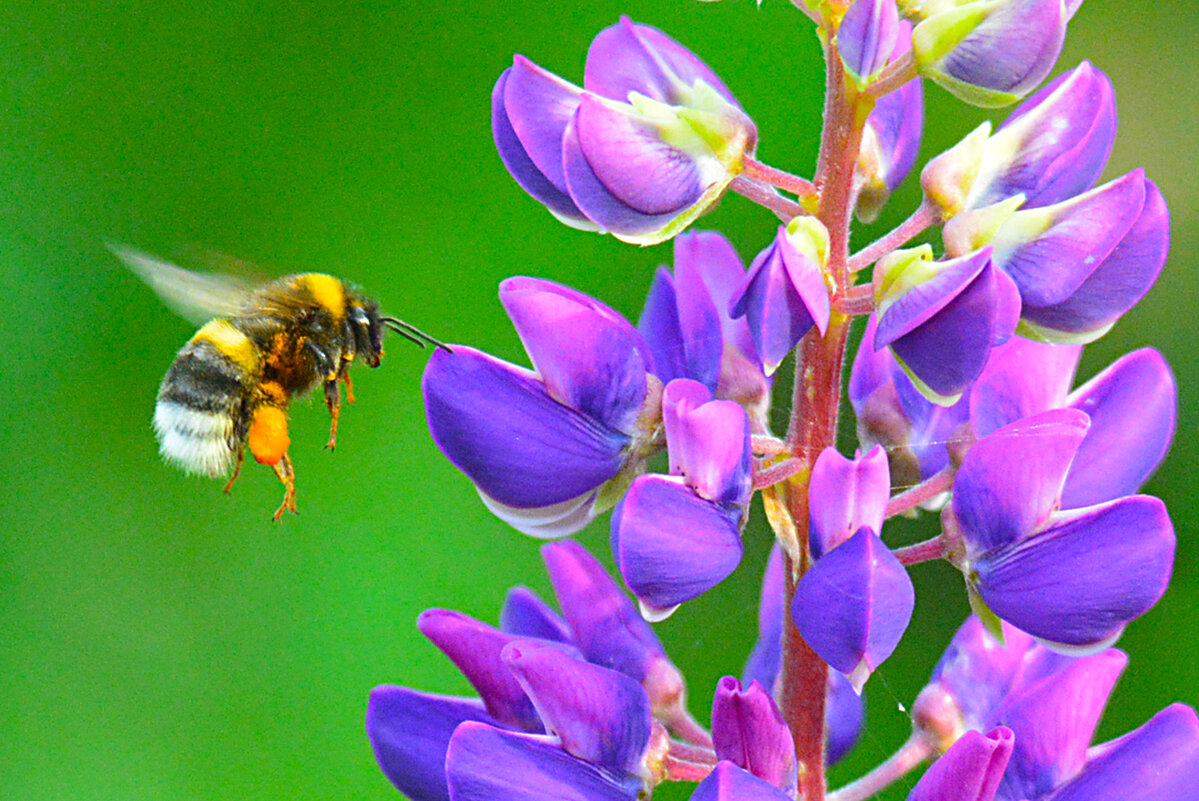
[154,321,258,477]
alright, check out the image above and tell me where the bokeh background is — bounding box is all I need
[2,1,1195,799]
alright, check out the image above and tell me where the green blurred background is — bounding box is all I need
[2,1,1195,799]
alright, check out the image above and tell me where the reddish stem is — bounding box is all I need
[832,284,874,316]
[743,156,820,200]
[664,755,716,783]
[825,734,934,801]
[885,466,956,518]
[777,34,867,801]
[847,202,940,273]
[864,50,917,98]
[753,458,806,490]
[893,535,949,566]
[669,740,718,765]
[730,175,805,221]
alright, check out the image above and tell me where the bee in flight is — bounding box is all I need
[114,245,447,520]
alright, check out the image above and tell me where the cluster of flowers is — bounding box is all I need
[370,1,1195,799]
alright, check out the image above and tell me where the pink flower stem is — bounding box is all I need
[743,156,820,201]
[885,466,956,518]
[893,535,949,566]
[753,457,806,490]
[664,755,716,783]
[753,434,788,457]
[864,50,918,98]
[669,740,718,765]
[774,37,867,801]
[825,734,934,801]
[847,202,940,273]
[833,284,874,316]
[730,175,806,221]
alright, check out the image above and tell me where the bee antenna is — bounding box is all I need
[381,317,452,353]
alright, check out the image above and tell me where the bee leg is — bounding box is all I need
[270,452,297,521]
[223,449,245,494]
[324,377,341,451]
[341,369,355,403]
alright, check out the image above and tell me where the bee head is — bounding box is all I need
[349,301,387,368]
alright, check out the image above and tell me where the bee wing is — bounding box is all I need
[110,244,257,325]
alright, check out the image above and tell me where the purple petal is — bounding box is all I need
[808,446,891,558]
[1063,348,1175,509]
[585,17,739,107]
[500,276,649,435]
[638,266,688,383]
[968,336,1081,438]
[1050,704,1199,801]
[866,72,924,195]
[575,94,703,215]
[689,762,793,801]
[366,687,498,801]
[826,670,866,764]
[953,408,1089,553]
[502,641,651,774]
[446,723,644,801]
[503,57,583,196]
[993,649,1126,799]
[501,586,574,644]
[540,540,669,684]
[907,728,1014,801]
[663,379,752,505]
[423,346,629,509]
[730,230,828,374]
[996,171,1144,308]
[562,107,699,238]
[875,250,991,346]
[841,0,900,81]
[791,528,915,687]
[492,66,591,225]
[1021,179,1169,338]
[677,231,759,362]
[923,617,1039,730]
[417,609,545,731]
[612,474,744,612]
[975,495,1175,647]
[933,0,1065,103]
[883,254,1014,400]
[673,235,727,392]
[975,61,1116,209]
[743,546,785,690]
[712,677,796,792]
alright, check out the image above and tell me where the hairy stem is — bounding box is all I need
[847,202,940,273]
[731,175,806,221]
[664,755,716,783]
[744,156,820,200]
[776,34,868,801]
[753,458,807,490]
[886,466,956,517]
[825,734,934,801]
[893,534,949,566]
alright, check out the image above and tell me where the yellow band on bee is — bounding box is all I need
[296,274,346,319]
[193,319,260,371]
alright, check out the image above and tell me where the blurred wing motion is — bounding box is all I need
[109,243,257,324]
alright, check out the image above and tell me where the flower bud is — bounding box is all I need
[912,0,1068,108]
[921,122,991,218]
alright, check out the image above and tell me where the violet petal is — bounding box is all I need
[906,727,1014,801]
[975,495,1175,647]
[502,641,652,775]
[840,0,900,81]
[791,528,915,685]
[499,276,649,434]
[500,586,573,644]
[503,56,583,194]
[417,608,544,731]
[689,761,794,801]
[541,540,668,683]
[1062,348,1175,508]
[663,379,752,506]
[423,346,629,509]
[612,474,744,612]
[711,677,796,792]
[446,722,644,801]
[366,687,498,801]
[953,408,1089,553]
[808,446,891,558]
[968,336,1081,438]
[1049,704,1199,801]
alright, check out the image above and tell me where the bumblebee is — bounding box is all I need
[115,246,446,520]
